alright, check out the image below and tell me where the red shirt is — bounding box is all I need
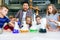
[4,25,14,31]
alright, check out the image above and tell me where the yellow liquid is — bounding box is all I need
[20,30,29,33]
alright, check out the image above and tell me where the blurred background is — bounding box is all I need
[0,0,60,17]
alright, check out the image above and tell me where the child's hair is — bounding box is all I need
[9,15,14,19]
[59,15,60,18]
[0,6,1,9]
[25,16,32,26]
[46,4,57,15]
[0,6,2,12]
[25,16,32,21]
[35,15,41,19]
[58,15,60,21]
[0,5,9,9]
[8,15,17,21]
[59,15,60,17]
[0,6,3,11]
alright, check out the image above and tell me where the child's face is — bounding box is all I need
[9,18,16,26]
[11,18,16,23]
[48,6,53,14]
[26,18,31,24]
[36,17,41,24]
[2,7,8,16]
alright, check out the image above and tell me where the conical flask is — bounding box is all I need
[13,22,19,33]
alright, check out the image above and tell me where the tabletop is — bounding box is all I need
[0,31,60,40]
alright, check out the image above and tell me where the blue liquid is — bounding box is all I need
[13,29,19,33]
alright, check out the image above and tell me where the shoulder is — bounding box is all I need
[17,9,22,12]
[55,13,60,16]
[16,9,23,15]
[27,9,33,15]
[46,15,49,17]
[4,16,8,19]
[4,16,10,20]
[28,9,32,12]
[55,12,59,15]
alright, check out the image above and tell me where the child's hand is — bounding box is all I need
[3,29,11,32]
[48,27,53,31]
[49,19,55,22]
[53,29,59,32]
[7,29,11,32]
[49,28,53,31]
[16,18,19,22]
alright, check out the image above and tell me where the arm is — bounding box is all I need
[6,17,15,27]
[8,22,14,27]
[49,19,58,25]
[52,26,60,32]
[28,9,33,17]
[3,29,11,32]
[46,24,53,31]
[56,26,60,31]
[46,19,53,31]
[15,10,20,18]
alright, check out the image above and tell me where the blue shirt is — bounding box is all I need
[0,16,10,28]
[46,13,59,29]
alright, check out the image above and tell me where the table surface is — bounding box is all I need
[0,32,60,40]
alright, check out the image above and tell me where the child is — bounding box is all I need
[20,16,32,33]
[0,5,14,33]
[4,16,16,32]
[46,4,59,32]
[35,15,41,25]
[36,15,47,33]
[34,15,41,30]
[49,15,60,31]
[30,15,41,32]
[23,16,32,28]
[26,16,32,28]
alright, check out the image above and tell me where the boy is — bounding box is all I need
[4,16,16,32]
[0,5,14,33]
[35,15,41,25]
[35,15,47,33]
[30,15,41,32]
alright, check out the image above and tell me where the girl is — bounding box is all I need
[25,16,32,29]
[46,4,59,32]
[20,16,32,33]
[49,15,60,30]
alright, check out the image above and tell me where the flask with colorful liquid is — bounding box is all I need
[13,22,19,33]
[20,21,29,33]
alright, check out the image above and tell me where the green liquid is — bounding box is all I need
[30,29,38,33]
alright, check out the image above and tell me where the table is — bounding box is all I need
[0,32,60,40]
